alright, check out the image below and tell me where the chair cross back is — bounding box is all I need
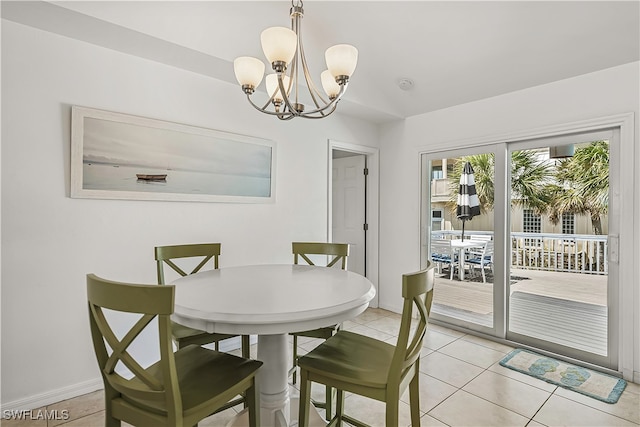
[297,263,435,426]
[155,243,221,284]
[87,273,262,427]
[391,268,434,382]
[87,275,179,405]
[292,242,349,269]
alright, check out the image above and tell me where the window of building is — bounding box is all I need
[562,213,575,235]
[432,209,443,231]
[432,166,443,180]
[523,209,541,233]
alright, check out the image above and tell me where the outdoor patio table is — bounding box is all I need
[450,239,485,280]
[171,264,376,427]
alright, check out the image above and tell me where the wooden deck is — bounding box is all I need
[431,268,608,354]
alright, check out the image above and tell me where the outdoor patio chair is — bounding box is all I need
[431,239,459,280]
[467,240,494,283]
[468,235,492,243]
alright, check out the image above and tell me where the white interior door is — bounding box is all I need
[332,154,366,276]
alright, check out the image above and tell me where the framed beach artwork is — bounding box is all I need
[70,106,276,203]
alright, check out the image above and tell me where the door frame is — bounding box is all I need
[328,139,380,308]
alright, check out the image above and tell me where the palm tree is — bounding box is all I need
[548,141,609,235]
[447,150,555,214]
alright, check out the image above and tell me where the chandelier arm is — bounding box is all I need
[297,36,331,109]
[304,102,339,119]
[293,101,339,119]
[278,113,297,121]
[291,6,301,105]
[286,56,298,108]
[259,95,273,112]
[245,94,295,119]
[277,74,303,116]
[294,83,347,116]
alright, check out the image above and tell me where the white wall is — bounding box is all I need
[0,20,380,407]
[378,62,640,381]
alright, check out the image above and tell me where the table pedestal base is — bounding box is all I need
[228,334,326,426]
[228,398,326,427]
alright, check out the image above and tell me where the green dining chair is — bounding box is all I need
[86,274,262,427]
[155,243,250,359]
[297,263,435,427]
[290,241,349,419]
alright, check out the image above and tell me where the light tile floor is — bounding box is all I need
[5,308,639,427]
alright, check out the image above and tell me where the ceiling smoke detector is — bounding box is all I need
[397,78,414,91]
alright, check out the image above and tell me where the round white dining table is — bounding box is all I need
[171,264,376,427]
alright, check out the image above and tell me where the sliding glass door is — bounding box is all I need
[507,130,618,369]
[421,146,505,334]
[420,128,619,370]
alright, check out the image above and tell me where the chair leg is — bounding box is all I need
[292,335,298,384]
[298,369,311,427]
[242,335,251,359]
[409,373,421,427]
[103,385,122,427]
[324,385,333,421]
[247,377,260,427]
[335,389,345,427]
[385,398,399,427]
[481,265,486,283]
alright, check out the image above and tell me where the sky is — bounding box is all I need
[82,116,272,178]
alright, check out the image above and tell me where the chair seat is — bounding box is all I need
[431,254,451,263]
[298,267,434,427]
[297,330,394,389]
[121,345,262,414]
[431,254,458,262]
[290,325,338,340]
[466,256,491,266]
[171,322,236,342]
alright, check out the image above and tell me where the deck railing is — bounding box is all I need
[431,230,608,275]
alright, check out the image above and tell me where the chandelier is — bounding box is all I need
[233,1,358,120]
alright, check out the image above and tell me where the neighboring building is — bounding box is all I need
[429,157,609,236]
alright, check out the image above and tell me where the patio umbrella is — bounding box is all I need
[457,161,481,241]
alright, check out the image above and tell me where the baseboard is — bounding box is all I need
[1,378,104,412]
[377,302,402,315]
[2,336,259,412]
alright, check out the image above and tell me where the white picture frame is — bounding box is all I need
[70,106,276,203]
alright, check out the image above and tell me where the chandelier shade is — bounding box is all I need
[321,70,340,99]
[233,57,265,92]
[325,44,358,79]
[233,1,358,120]
[261,27,297,66]
[265,74,291,103]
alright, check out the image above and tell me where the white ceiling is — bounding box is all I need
[3,1,639,123]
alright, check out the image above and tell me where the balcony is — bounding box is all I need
[429,231,608,356]
[432,230,608,275]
